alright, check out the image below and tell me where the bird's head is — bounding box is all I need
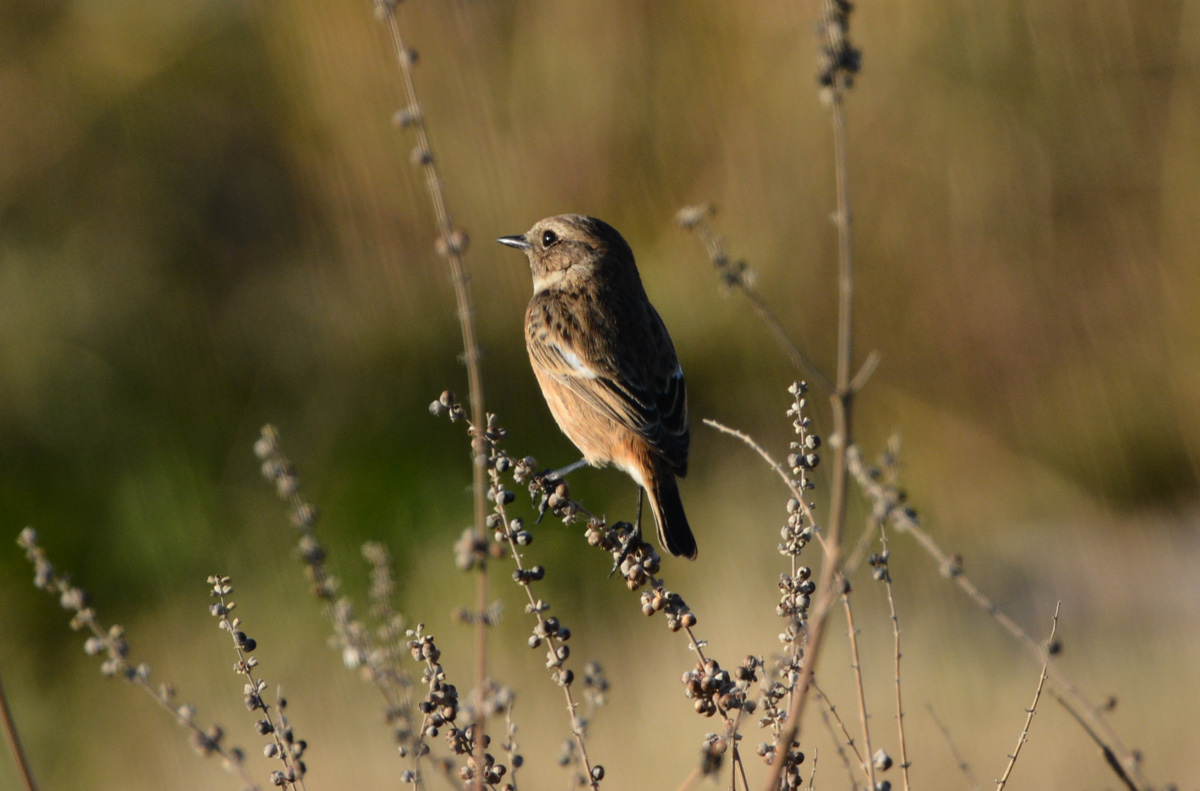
[498,214,635,294]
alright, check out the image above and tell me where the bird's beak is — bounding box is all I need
[497,235,533,251]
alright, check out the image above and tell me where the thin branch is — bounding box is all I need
[481,428,599,790]
[849,447,1150,791]
[18,529,259,790]
[812,680,868,782]
[1053,695,1140,791]
[763,547,841,790]
[763,3,862,785]
[926,703,981,791]
[849,350,880,394]
[675,767,704,791]
[995,602,1059,791]
[209,576,307,791]
[0,669,39,791]
[676,206,834,395]
[257,427,439,788]
[840,589,876,790]
[373,2,491,778]
[877,521,911,791]
[702,418,826,554]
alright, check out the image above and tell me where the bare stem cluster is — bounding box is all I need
[372,1,492,777]
[6,4,1167,791]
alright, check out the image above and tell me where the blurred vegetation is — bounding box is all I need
[2,0,1198,789]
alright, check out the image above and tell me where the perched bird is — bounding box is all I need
[498,215,696,559]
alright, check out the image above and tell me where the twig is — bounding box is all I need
[209,576,307,791]
[876,520,911,791]
[480,417,600,790]
[840,589,876,790]
[436,398,755,789]
[848,351,881,395]
[675,767,704,791]
[17,529,259,790]
[995,602,1059,791]
[257,427,441,787]
[763,3,863,785]
[734,721,752,791]
[676,205,834,395]
[372,2,491,778]
[926,703,981,791]
[1053,695,1140,791]
[811,680,867,783]
[702,417,826,554]
[849,447,1150,791]
[0,669,39,791]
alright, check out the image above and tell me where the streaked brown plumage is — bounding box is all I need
[497,214,696,559]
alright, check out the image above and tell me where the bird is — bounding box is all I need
[497,214,696,559]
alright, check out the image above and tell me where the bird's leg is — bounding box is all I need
[608,488,646,578]
[633,486,644,539]
[545,457,588,482]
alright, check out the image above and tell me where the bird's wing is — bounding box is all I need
[528,307,688,472]
[643,305,689,473]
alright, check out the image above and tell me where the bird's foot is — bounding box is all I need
[607,521,645,579]
[529,472,575,524]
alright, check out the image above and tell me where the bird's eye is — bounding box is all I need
[541,230,559,247]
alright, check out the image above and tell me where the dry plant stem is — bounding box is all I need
[816,705,857,790]
[486,475,599,790]
[839,592,876,790]
[708,701,750,791]
[736,757,751,791]
[877,523,911,791]
[930,709,978,791]
[675,767,704,791]
[724,703,751,791]
[926,703,981,791]
[841,515,879,580]
[361,545,429,789]
[257,427,435,788]
[681,214,833,395]
[811,680,867,781]
[410,649,466,791]
[471,420,743,786]
[500,701,520,790]
[701,418,825,552]
[0,670,39,791]
[806,748,817,791]
[735,744,751,791]
[848,450,1149,791]
[995,603,1059,791]
[677,620,752,779]
[210,579,306,791]
[764,5,858,783]
[764,539,840,791]
[376,4,490,778]
[17,529,259,790]
[1053,695,1139,791]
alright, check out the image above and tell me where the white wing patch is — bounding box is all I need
[560,346,598,379]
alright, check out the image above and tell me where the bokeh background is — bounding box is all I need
[2,0,1198,788]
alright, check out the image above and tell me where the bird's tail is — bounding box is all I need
[647,470,697,560]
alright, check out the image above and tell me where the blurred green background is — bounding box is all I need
[2,0,1198,788]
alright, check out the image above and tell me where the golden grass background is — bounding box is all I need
[2,0,1198,788]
